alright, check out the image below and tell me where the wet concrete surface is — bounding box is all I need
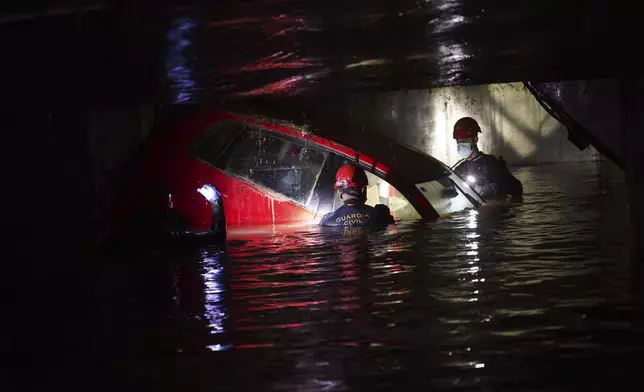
[184,0,644,99]
[2,1,643,106]
[20,161,643,392]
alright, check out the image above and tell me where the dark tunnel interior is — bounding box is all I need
[4,1,644,391]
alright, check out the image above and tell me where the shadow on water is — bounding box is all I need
[92,161,643,391]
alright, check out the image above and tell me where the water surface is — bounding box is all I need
[96,161,643,391]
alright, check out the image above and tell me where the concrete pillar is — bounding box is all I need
[620,79,644,275]
[86,107,147,244]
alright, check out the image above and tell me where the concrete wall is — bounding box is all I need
[339,82,598,166]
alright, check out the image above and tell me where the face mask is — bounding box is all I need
[457,142,473,158]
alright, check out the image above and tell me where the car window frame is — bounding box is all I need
[190,120,248,169]
[191,120,431,220]
[212,123,331,209]
[313,151,425,220]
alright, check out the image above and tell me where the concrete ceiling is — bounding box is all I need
[1,1,642,106]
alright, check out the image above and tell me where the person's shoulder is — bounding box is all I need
[319,211,333,225]
[363,204,376,213]
[478,152,497,161]
[479,153,505,167]
[453,159,467,172]
[319,208,342,226]
[372,204,395,224]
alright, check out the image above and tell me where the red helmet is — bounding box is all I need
[453,117,482,139]
[334,164,368,193]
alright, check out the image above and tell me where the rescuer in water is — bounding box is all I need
[319,164,395,227]
[452,117,523,200]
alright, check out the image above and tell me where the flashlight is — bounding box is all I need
[197,184,220,202]
[197,184,226,236]
[466,175,477,184]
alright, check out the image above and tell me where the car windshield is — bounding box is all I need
[415,170,485,216]
[226,127,329,205]
[323,152,482,219]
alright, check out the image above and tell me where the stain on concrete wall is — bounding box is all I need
[341,82,598,166]
[538,79,625,166]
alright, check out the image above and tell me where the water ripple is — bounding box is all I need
[99,162,643,391]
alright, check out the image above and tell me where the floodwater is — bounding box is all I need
[91,161,642,391]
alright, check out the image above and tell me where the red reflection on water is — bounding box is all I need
[245,300,327,312]
[209,14,306,28]
[337,287,355,296]
[234,70,331,96]
[232,280,327,290]
[237,323,304,331]
[235,75,305,96]
[209,17,262,27]
[270,14,305,24]
[239,52,320,72]
[335,303,361,311]
[237,343,275,349]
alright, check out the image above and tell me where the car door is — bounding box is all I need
[190,121,330,226]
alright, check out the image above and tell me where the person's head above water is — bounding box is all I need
[334,164,369,202]
[453,117,482,160]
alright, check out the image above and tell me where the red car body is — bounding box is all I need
[114,107,483,237]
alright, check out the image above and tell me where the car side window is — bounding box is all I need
[225,126,328,205]
[310,153,351,216]
[323,154,421,220]
[363,171,421,220]
[191,121,246,168]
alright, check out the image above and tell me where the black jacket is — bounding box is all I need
[454,153,523,200]
[320,199,394,227]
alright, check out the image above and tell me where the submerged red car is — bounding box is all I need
[113,106,484,238]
